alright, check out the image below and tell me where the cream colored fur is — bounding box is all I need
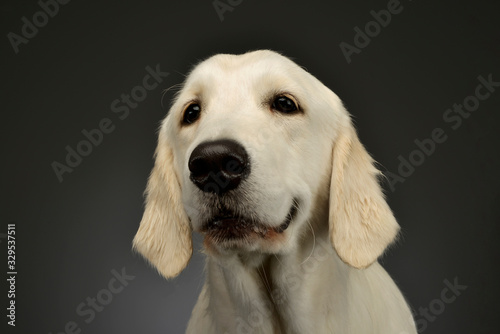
[133,50,417,333]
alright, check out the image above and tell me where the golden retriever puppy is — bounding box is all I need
[133,50,417,334]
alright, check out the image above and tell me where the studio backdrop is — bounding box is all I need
[1,0,499,333]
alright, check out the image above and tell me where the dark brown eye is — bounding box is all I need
[272,95,298,114]
[183,103,201,124]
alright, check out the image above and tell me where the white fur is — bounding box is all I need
[133,50,417,333]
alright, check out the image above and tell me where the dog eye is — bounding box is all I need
[182,103,201,124]
[272,95,298,114]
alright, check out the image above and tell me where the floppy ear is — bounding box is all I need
[329,121,399,269]
[133,126,192,278]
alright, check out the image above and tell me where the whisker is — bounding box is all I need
[160,82,184,108]
[257,264,273,298]
[299,219,316,266]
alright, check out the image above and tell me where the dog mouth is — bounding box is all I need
[201,199,298,243]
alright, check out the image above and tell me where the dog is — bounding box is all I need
[133,50,417,333]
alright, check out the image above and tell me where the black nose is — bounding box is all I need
[188,139,250,194]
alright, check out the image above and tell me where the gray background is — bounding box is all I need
[1,0,499,333]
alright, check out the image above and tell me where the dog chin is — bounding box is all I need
[199,199,298,252]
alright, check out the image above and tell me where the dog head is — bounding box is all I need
[133,50,399,278]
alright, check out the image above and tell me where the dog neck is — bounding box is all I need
[202,197,340,333]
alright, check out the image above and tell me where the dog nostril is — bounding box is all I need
[189,159,211,179]
[188,139,250,194]
[222,156,245,176]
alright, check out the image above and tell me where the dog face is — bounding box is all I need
[170,51,339,255]
[133,50,399,278]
